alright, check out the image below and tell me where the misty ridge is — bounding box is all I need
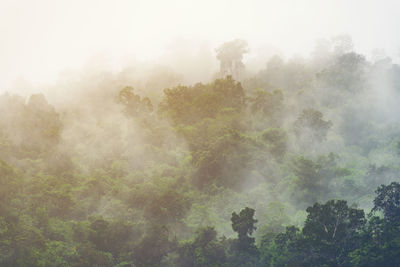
[2,36,400,266]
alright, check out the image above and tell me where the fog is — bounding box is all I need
[2,0,400,93]
[2,1,400,266]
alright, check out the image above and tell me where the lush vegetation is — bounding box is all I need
[1,38,400,266]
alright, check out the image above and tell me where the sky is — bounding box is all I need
[1,0,400,93]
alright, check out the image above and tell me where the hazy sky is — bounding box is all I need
[1,0,400,92]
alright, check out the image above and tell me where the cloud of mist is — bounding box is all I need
[1,0,400,92]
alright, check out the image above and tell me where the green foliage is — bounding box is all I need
[259,225,300,266]
[291,153,349,206]
[250,89,283,116]
[175,227,226,267]
[294,108,332,143]
[0,160,19,208]
[372,182,400,222]
[231,207,257,241]
[349,216,400,267]
[133,225,176,267]
[318,52,367,93]
[229,207,259,266]
[259,200,365,267]
[144,189,190,225]
[3,42,400,266]
[261,128,287,159]
[0,93,61,159]
[300,200,365,266]
[118,86,153,117]
[350,184,400,266]
[160,76,245,126]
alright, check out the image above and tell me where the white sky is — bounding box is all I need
[1,0,400,92]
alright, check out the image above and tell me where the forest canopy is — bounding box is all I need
[1,35,400,266]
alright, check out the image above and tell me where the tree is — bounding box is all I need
[291,153,349,206]
[176,227,226,267]
[0,160,19,211]
[318,52,366,94]
[144,189,190,226]
[160,77,245,126]
[159,77,249,188]
[349,215,400,267]
[259,225,301,267]
[118,86,153,117]
[372,182,400,222]
[231,207,257,243]
[248,89,284,129]
[350,183,400,266]
[216,39,248,80]
[300,200,365,266]
[261,128,287,159]
[133,225,176,267]
[230,207,259,266]
[294,108,332,144]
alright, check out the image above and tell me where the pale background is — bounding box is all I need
[1,0,399,93]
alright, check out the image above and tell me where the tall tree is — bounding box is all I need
[216,39,248,80]
[230,207,259,266]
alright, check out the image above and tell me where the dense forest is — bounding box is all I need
[2,37,400,266]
